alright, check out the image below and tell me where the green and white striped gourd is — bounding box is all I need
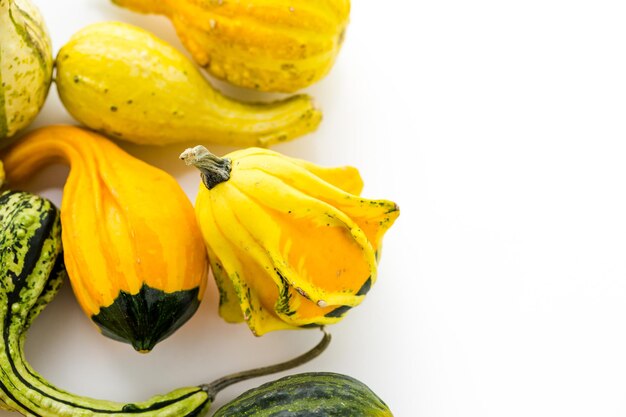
[0,0,53,144]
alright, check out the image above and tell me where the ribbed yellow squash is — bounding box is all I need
[2,126,208,352]
[112,0,351,93]
[181,146,399,335]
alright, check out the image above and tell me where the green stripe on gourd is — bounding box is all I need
[0,0,53,145]
[0,192,330,415]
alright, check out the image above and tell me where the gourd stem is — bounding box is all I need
[201,327,331,401]
[180,145,231,190]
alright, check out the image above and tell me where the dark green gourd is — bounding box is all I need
[0,190,330,417]
[213,372,393,417]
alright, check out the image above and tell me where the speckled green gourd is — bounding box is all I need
[212,372,394,417]
[0,0,53,145]
[0,192,330,416]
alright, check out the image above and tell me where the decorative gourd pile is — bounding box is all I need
[0,0,400,416]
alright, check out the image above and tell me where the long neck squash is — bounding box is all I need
[0,192,330,417]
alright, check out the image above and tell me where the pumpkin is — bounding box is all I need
[180,145,400,335]
[2,126,208,352]
[111,0,351,93]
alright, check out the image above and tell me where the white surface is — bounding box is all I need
[4,1,626,416]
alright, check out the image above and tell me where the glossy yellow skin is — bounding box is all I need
[2,126,208,319]
[113,0,351,92]
[56,22,321,147]
[184,147,399,335]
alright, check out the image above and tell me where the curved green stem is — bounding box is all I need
[202,327,331,401]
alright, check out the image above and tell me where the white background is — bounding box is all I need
[3,0,626,416]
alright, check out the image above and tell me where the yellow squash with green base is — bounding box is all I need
[2,125,208,352]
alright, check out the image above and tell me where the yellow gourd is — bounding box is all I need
[2,126,208,352]
[56,22,322,147]
[180,145,399,336]
[112,0,351,93]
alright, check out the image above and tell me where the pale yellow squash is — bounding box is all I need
[0,0,53,144]
[56,22,322,147]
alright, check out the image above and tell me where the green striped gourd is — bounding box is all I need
[213,372,393,416]
[0,0,53,145]
[0,192,329,415]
